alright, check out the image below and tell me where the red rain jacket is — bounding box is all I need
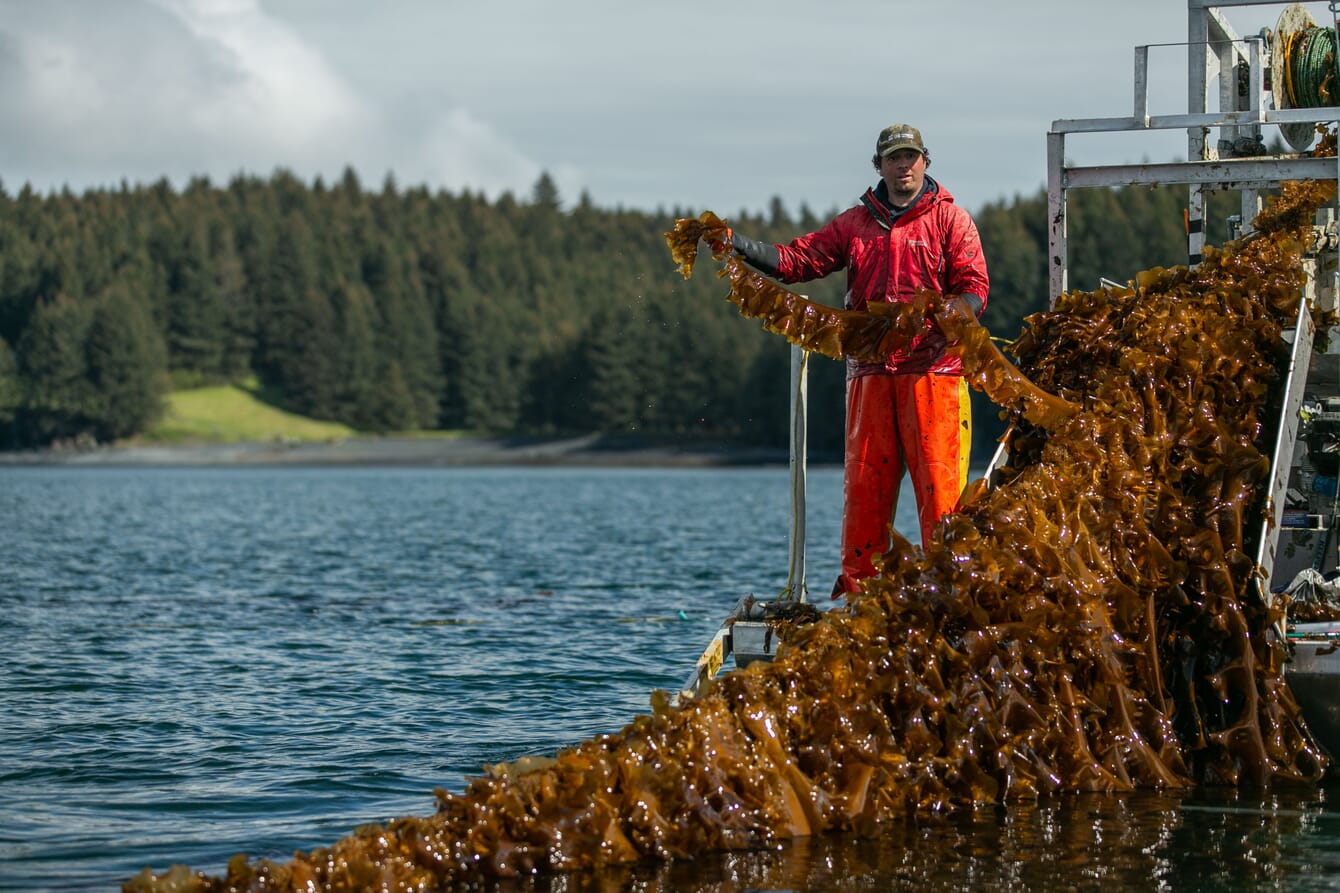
[771,177,989,377]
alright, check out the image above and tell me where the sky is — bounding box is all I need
[2,0,1337,220]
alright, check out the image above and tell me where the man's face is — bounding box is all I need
[879,148,927,205]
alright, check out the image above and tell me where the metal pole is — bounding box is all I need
[1046,131,1067,304]
[785,343,808,603]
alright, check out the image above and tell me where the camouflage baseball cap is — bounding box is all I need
[876,123,926,157]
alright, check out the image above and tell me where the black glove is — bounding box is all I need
[729,231,782,277]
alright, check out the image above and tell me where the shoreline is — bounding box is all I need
[0,434,838,468]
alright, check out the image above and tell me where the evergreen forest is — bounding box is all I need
[0,168,1237,462]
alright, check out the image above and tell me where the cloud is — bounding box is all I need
[403,107,583,203]
[147,0,369,157]
[0,0,562,199]
[5,0,1335,214]
[0,0,357,187]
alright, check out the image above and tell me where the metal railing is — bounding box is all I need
[1046,0,1340,301]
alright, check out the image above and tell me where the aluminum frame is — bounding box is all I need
[1047,0,1340,302]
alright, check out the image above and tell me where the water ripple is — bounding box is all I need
[18,467,1337,891]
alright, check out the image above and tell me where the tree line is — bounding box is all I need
[0,168,1233,461]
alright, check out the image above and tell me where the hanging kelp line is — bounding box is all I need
[665,212,1079,430]
[127,179,1336,893]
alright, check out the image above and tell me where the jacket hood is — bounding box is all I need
[861,176,949,229]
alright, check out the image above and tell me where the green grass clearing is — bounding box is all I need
[143,383,355,444]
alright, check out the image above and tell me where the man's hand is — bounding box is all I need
[724,232,783,276]
[931,294,979,339]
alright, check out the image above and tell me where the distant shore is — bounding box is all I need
[0,434,838,468]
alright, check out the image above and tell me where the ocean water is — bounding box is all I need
[3,465,1340,892]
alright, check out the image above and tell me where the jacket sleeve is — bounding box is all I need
[729,231,782,276]
[942,206,989,315]
[772,215,850,285]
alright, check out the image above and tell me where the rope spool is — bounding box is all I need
[1284,25,1338,107]
[1271,4,1340,150]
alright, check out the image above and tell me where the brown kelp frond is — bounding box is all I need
[127,181,1335,892]
[665,212,1079,430]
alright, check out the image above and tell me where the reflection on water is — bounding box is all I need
[487,788,1340,892]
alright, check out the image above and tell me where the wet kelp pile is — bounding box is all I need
[128,181,1336,892]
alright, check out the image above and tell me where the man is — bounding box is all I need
[728,123,989,598]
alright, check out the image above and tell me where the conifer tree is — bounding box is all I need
[16,293,95,444]
[0,168,1240,455]
[85,281,166,440]
[0,336,19,441]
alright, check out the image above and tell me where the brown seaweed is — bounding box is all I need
[127,181,1338,893]
[665,211,1078,429]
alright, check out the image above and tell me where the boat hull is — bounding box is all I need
[1289,639,1340,762]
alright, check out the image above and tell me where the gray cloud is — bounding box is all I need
[0,0,1332,215]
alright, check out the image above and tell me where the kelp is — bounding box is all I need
[665,212,1078,429]
[127,179,1338,893]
